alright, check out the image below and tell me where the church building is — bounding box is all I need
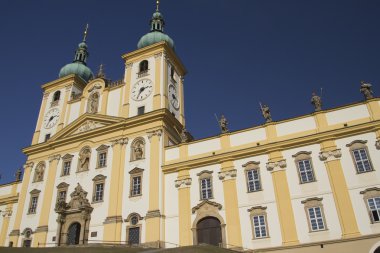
[1,3,380,253]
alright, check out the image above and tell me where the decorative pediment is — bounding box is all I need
[55,183,93,213]
[96,144,110,151]
[192,200,222,214]
[92,174,107,181]
[57,182,69,189]
[49,114,123,141]
[30,189,41,195]
[129,167,144,174]
[242,161,260,168]
[61,154,74,160]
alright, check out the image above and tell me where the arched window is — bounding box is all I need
[131,137,145,161]
[53,91,61,102]
[139,60,149,73]
[33,162,45,182]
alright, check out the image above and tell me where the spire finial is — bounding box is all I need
[156,0,160,12]
[83,24,89,42]
[97,64,105,78]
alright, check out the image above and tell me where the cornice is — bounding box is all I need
[41,74,87,92]
[162,120,380,173]
[0,194,19,206]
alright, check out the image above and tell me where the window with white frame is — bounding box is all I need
[302,197,327,232]
[61,154,73,176]
[56,182,69,203]
[92,174,106,202]
[243,161,262,192]
[28,189,40,214]
[346,140,373,173]
[292,151,316,184]
[129,167,144,197]
[248,206,269,239]
[96,145,109,169]
[197,170,214,200]
[360,187,380,223]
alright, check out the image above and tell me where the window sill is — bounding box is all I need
[356,170,375,175]
[60,174,70,177]
[76,169,89,173]
[200,197,214,201]
[96,166,107,169]
[247,189,263,193]
[309,228,329,233]
[252,236,270,240]
[130,158,145,162]
[300,180,317,184]
[129,194,142,198]
[92,200,104,204]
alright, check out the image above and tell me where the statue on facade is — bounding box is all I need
[88,92,99,113]
[311,92,322,111]
[34,165,45,182]
[15,168,22,181]
[360,81,374,100]
[260,103,272,123]
[134,143,143,160]
[180,128,189,143]
[79,149,91,171]
[218,115,229,133]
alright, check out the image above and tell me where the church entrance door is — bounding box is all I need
[67,222,81,245]
[196,217,222,246]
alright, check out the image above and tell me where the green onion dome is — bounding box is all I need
[137,10,175,50]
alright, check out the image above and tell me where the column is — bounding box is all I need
[178,76,185,125]
[57,85,72,131]
[9,162,34,246]
[145,130,162,246]
[175,169,192,246]
[32,92,49,144]
[100,89,109,115]
[267,152,299,246]
[121,62,132,117]
[319,140,360,238]
[0,208,13,246]
[103,137,128,242]
[153,53,163,110]
[218,160,242,249]
[33,155,61,247]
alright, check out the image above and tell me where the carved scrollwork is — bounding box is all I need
[49,154,61,163]
[23,161,34,170]
[266,159,287,172]
[147,129,163,141]
[2,208,12,218]
[319,149,342,161]
[218,169,237,180]
[111,137,129,147]
[175,178,192,188]
[125,62,133,69]
[154,52,163,59]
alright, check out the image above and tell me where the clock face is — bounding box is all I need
[168,84,180,110]
[131,79,153,101]
[43,108,60,129]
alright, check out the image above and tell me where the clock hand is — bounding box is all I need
[137,87,146,99]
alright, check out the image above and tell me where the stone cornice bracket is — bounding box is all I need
[376,140,380,150]
[154,52,163,59]
[319,149,342,161]
[48,154,61,163]
[175,178,192,188]
[111,137,129,147]
[266,159,287,172]
[147,129,163,142]
[125,62,133,69]
[218,169,237,181]
[23,161,34,170]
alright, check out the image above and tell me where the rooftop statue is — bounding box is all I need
[311,92,322,111]
[260,103,272,123]
[218,115,229,133]
[360,81,374,100]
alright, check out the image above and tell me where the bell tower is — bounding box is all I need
[120,1,187,125]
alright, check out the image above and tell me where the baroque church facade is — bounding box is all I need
[1,4,380,253]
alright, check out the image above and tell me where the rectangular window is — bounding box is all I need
[29,196,38,214]
[247,169,261,192]
[62,161,71,176]
[253,215,268,238]
[131,176,142,196]
[298,159,315,183]
[367,197,380,222]
[308,207,325,231]
[94,183,104,202]
[200,178,213,200]
[45,134,51,142]
[137,106,145,115]
[98,152,107,168]
[352,148,372,173]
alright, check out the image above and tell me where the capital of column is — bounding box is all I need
[48,154,61,163]
[154,52,163,59]
[43,92,50,99]
[147,129,163,142]
[23,161,34,170]
[111,137,129,147]
[266,159,287,172]
[65,85,72,92]
[319,149,342,161]
[125,62,133,69]
[376,140,380,150]
[218,169,237,181]
[2,208,12,218]
[175,178,192,188]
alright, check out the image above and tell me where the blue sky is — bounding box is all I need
[0,0,379,183]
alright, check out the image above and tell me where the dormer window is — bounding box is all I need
[138,60,149,78]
